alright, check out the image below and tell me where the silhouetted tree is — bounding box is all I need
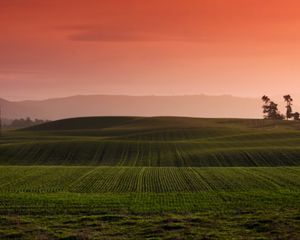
[262,95,270,103]
[261,95,284,120]
[283,95,293,119]
[262,95,271,118]
[294,112,300,120]
[9,118,49,129]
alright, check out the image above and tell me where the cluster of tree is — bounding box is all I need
[262,95,300,120]
[4,118,49,129]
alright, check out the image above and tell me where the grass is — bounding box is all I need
[0,166,299,239]
[1,210,299,239]
[1,117,300,239]
[0,166,298,215]
[0,166,299,193]
[1,117,300,166]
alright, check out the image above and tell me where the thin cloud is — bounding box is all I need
[57,25,196,42]
[68,31,190,42]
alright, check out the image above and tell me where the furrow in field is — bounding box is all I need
[1,167,299,194]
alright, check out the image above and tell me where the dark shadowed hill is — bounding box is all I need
[26,116,141,131]
[1,95,262,120]
[3,117,300,166]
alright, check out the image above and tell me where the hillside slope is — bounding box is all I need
[1,117,300,166]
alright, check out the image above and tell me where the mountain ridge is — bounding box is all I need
[0,94,280,120]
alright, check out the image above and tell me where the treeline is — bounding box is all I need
[4,118,50,129]
[262,95,299,120]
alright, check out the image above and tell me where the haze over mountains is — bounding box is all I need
[0,94,267,120]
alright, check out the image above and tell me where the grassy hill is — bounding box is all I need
[1,116,300,166]
[1,117,300,239]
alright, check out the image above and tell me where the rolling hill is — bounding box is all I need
[1,116,300,239]
[1,116,300,166]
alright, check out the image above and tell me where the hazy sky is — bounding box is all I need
[1,0,300,100]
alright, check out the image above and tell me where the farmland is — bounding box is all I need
[1,166,300,239]
[1,166,300,194]
[2,117,300,166]
[1,117,300,239]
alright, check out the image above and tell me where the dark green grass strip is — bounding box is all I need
[2,141,300,166]
[0,190,299,214]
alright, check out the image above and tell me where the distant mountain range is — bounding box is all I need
[0,94,284,120]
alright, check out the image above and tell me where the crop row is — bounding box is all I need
[0,167,299,193]
[2,138,300,166]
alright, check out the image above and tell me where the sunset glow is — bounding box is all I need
[1,0,300,100]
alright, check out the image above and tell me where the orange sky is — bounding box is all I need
[1,0,300,100]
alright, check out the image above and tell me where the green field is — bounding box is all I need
[1,117,300,239]
[2,117,300,166]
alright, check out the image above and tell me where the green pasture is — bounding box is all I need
[1,117,300,239]
[1,117,300,166]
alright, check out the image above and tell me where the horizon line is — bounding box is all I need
[0,93,273,102]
